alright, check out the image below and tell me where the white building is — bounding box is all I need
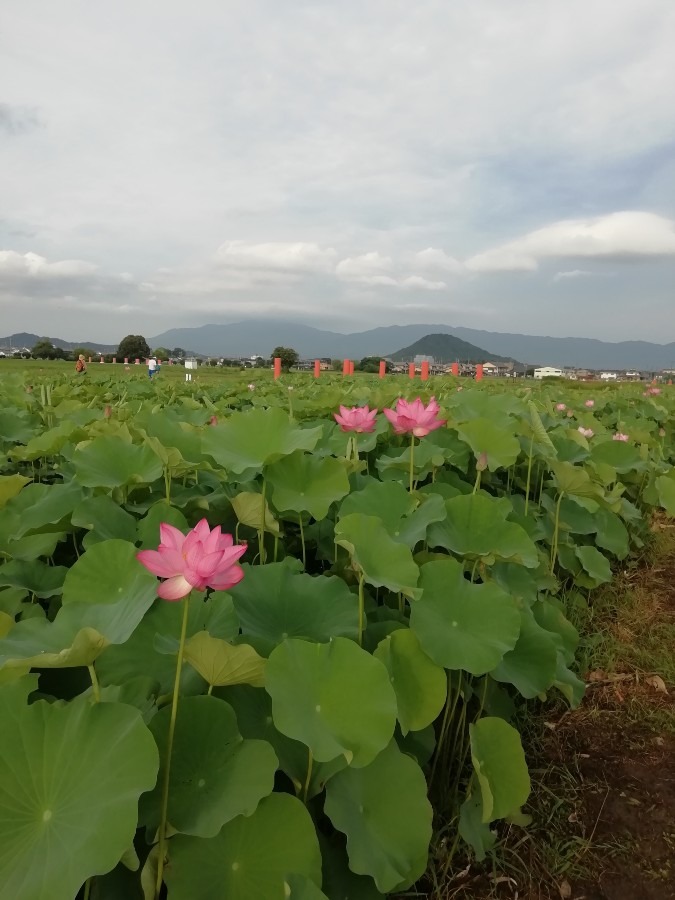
[534,366,564,379]
[600,372,617,380]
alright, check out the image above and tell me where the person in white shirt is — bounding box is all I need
[148,357,158,379]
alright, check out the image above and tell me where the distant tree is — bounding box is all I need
[70,347,91,361]
[117,335,151,360]
[172,347,186,358]
[272,346,299,371]
[32,339,55,359]
[331,359,342,371]
[254,356,268,368]
[152,347,171,360]
[358,356,390,374]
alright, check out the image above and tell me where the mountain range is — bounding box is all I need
[2,322,675,369]
[389,333,515,364]
[147,320,675,369]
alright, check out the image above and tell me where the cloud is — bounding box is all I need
[215,240,337,273]
[413,248,463,274]
[0,251,97,280]
[552,269,594,281]
[335,252,394,284]
[465,211,675,272]
[0,103,41,136]
[400,275,447,291]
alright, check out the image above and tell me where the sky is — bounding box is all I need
[1,0,675,344]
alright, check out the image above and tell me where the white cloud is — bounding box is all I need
[335,252,394,282]
[400,275,447,291]
[552,269,593,281]
[0,250,97,279]
[413,248,463,274]
[215,241,337,273]
[465,211,675,273]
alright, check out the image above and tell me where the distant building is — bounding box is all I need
[534,366,564,379]
[413,354,434,365]
[600,372,617,380]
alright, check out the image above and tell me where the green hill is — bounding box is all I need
[388,333,515,364]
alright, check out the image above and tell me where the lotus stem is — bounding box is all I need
[87,665,101,703]
[298,514,306,570]
[258,479,267,564]
[303,748,313,804]
[358,573,365,646]
[409,434,415,493]
[472,469,481,494]
[155,593,191,899]
[524,434,534,516]
[429,672,460,790]
[550,491,565,574]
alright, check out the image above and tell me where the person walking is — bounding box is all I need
[148,356,158,379]
[75,354,87,374]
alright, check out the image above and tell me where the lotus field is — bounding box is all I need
[1,369,674,900]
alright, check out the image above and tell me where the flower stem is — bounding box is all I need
[303,748,313,804]
[258,479,267,564]
[88,665,101,703]
[409,434,415,492]
[524,434,534,516]
[155,594,191,899]
[550,491,564,574]
[358,573,365,646]
[298,514,306,570]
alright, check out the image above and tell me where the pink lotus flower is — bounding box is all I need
[566,409,574,418]
[659,428,666,437]
[104,405,112,418]
[644,386,661,397]
[578,426,594,438]
[584,399,595,408]
[334,404,378,433]
[248,383,255,391]
[555,403,566,411]
[613,432,629,442]
[209,415,218,426]
[383,397,446,437]
[137,519,246,601]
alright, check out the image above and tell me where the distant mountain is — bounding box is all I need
[389,333,515,364]
[4,322,673,369]
[0,333,116,353]
[148,320,675,369]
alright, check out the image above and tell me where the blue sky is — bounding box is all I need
[1,0,675,342]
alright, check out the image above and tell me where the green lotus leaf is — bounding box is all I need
[575,545,611,583]
[231,491,280,535]
[184,631,266,687]
[410,559,520,674]
[286,875,330,899]
[469,716,531,822]
[0,409,40,443]
[165,793,322,900]
[73,434,163,488]
[267,450,350,520]
[550,461,604,500]
[62,539,157,606]
[97,593,239,694]
[458,792,496,862]
[265,637,397,767]
[229,560,358,654]
[335,513,420,598]
[0,474,30,509]
[374,629,446,734]
[223,683,346,797]
[324,740,432,892]
[136,500,189,549]
[456,418,521,470]
[553,653,586,708]
[591,440,644,473]
[72,495,137,547]
[0,681,158,900]
[139,695,277,838]
[0,559,67,598]
[427,493,538,567]
[594,507,629,558]
[656,474,675,517]
[139,413,202,463]
[1,481,84,541]
[490,607,559,698]
[320,836,385,899]
[339,481,446,549]
[202,407,323,474]
[11,419,87,461]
